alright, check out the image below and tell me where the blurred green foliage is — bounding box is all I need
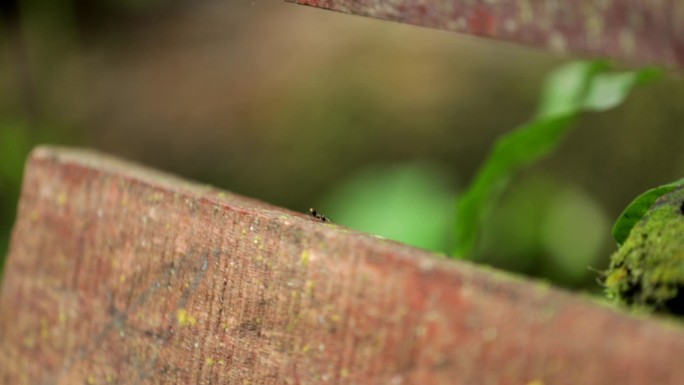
[0,0,84,273]
[478,175,609,287]
[453,61,661,259]
[320,162,454,253]
[318,162,611,287]
[320,61,661,287]
[0,122,33,274]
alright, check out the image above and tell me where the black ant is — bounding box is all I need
[309,208,330,222]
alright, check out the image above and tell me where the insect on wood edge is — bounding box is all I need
[309,208,330,223]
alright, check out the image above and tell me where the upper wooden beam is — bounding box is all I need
[1,146,683,384]
[286,0,684,68]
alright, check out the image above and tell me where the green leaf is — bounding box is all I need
[453,114,576,258]
[536,61,607,119]
[452,61,661,259]
[583,68,663,112]
[0,122,33,185]
[612,178,684,246]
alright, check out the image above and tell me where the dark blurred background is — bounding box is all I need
[2,0,684,289]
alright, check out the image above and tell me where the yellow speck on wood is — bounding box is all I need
[57,192,67,206]
[147,192,164,202]
[305,280,314,295]
[40,318,49,339]
[482,327,498,342]
[340,368,349,378]
[519,0,534,23]
[87,375,96,384]
[527,380,544,385]
[548,31,567,52]
[300,250,310,267]
[23,336,35,348]
[586,14,604,47]
[619,29,636,55]
[205,357,214,365]
[177,308,197,326]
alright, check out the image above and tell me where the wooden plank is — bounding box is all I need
[286,0,684,68]
[1,146,683,384]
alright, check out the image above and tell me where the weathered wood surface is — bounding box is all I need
[286,0,684,68]
[1,146,684,385]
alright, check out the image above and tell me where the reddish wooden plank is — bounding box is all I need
[286,0,684,68]
[1,146,684,384]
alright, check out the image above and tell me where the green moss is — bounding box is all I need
[605,187,684,315]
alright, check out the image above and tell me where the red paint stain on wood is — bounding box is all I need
[468,6,497,36]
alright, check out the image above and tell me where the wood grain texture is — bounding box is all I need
[1,146,684,384]
[286,0,684,68]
